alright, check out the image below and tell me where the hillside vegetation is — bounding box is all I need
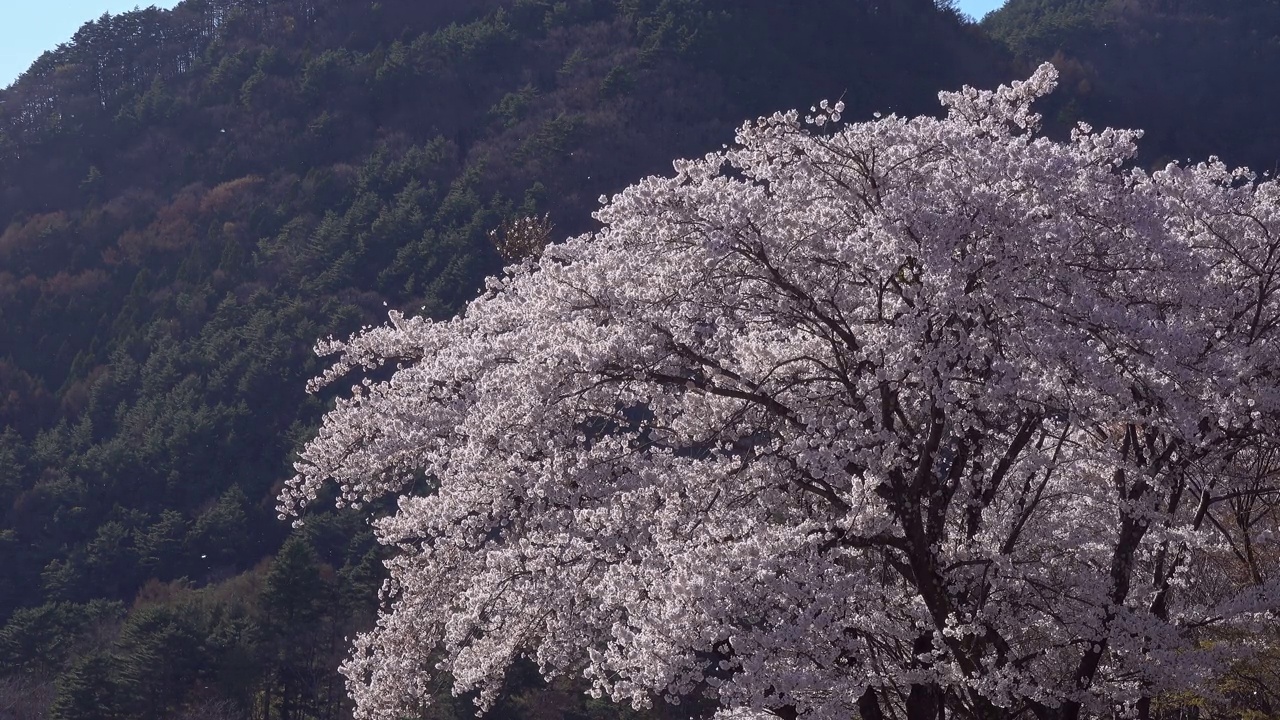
[5,0,1280,717]
[0,1,1003,717]
[984,0,1280,170]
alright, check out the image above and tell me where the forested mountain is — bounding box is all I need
[4,0,1280,717]
[983,0,1280,171]
[0,1,1004,718]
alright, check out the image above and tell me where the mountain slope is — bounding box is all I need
[984,0,1280,170]
[0,0,1006,717]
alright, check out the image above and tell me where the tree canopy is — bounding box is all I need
[0,0,1004,716]
[6,0,1280,717]
[286,67,1280,720]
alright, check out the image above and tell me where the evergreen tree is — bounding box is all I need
[49,650,124,720]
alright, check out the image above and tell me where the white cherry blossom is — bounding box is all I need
[281,65,1280,720]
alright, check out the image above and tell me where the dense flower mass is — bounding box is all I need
[281,65,1280,720]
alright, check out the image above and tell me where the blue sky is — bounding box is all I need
[0,2,181,88]
[956,0,1008,20]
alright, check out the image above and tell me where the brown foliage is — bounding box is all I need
[200,174,264,216]
[0,674,56,720]
[116,183,206,262]
[0,212,71,260]
[41,269,108,297]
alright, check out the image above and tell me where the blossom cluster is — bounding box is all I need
[281,65,1280,720]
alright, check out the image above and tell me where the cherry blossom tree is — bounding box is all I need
[280,65,1280,720]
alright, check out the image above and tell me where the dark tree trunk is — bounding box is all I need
[906,684,943,720]
[859,688,885,720]
[907,635,944,720]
